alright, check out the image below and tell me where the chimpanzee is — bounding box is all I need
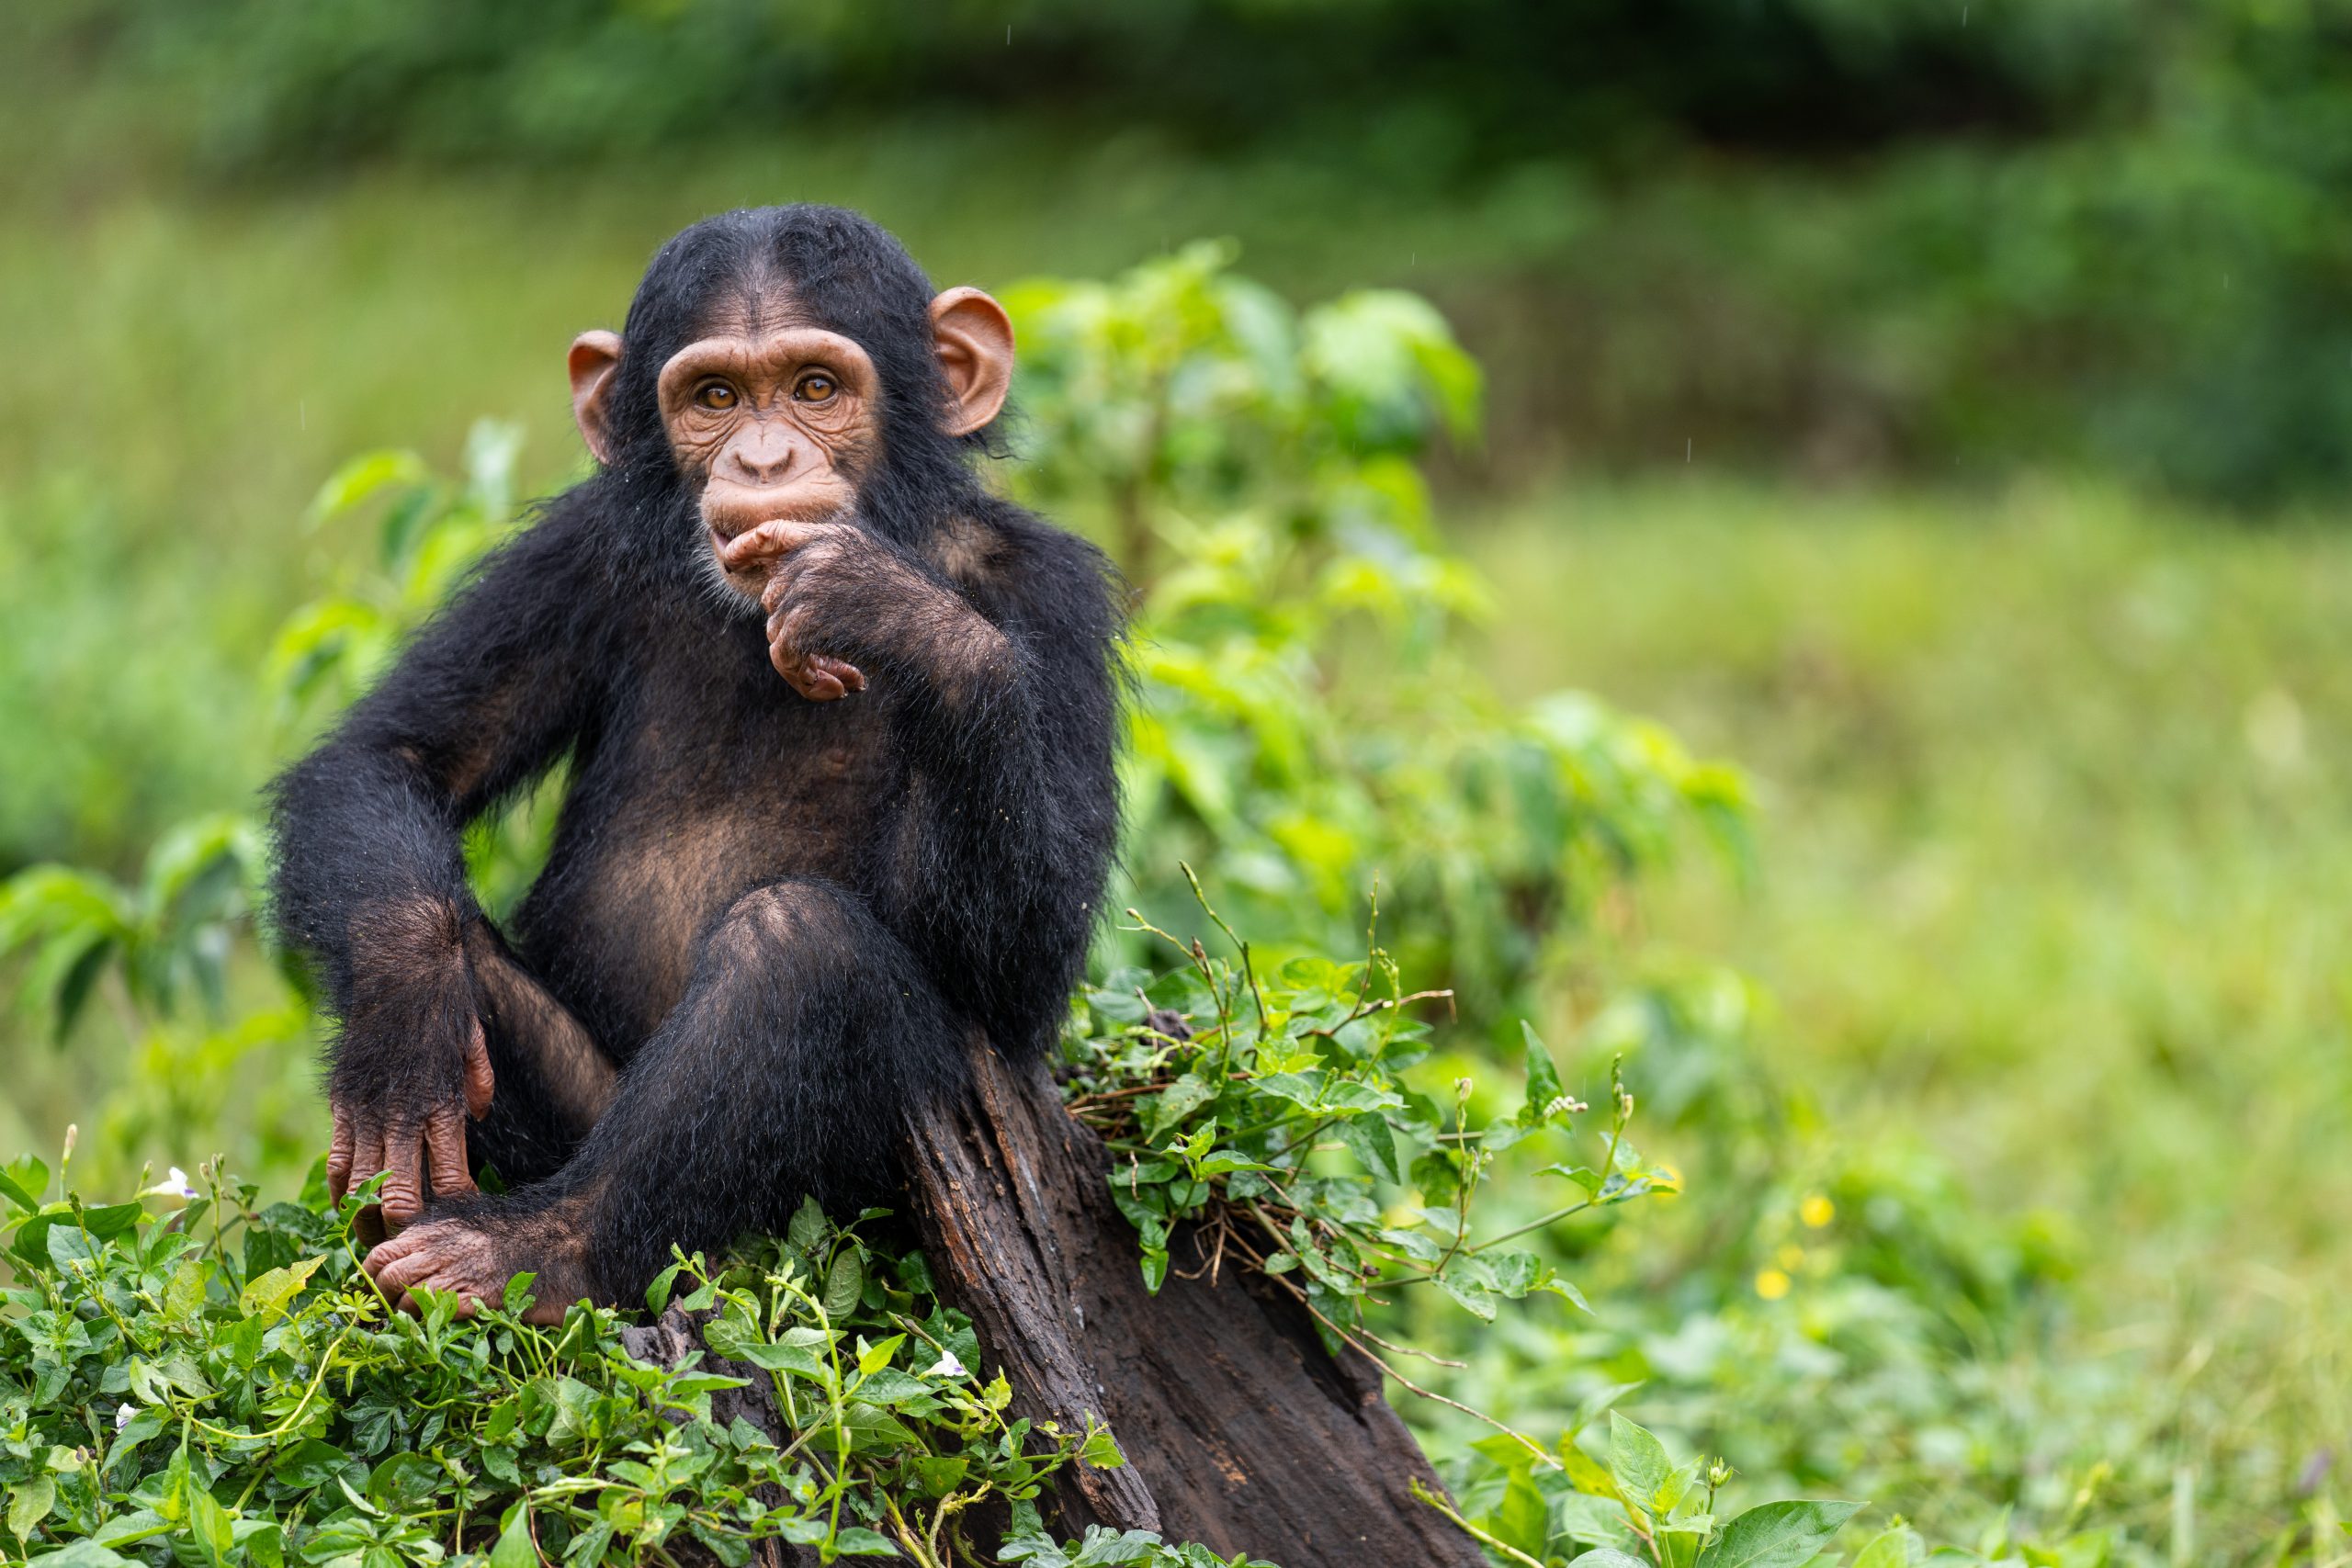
[267,206,1124,1320]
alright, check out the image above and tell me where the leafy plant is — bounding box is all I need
[1063,883,1671,1361]
[1008,245,1749,1017]
[0,1145,1276,1567]
[0,818,267,1046]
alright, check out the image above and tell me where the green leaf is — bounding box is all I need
[183,1483,235,1568]
[1141,1073,1217,1140]
[1568,1552,1652,1568]
[911,1455,970,1496]
[0,1156,46,1211]
[823,1247,865,1317]
[645,1258,684,1314]
[26,1541,131,1567]
[1080,1428,1126,1469]
[1694,1501,1867,1568]
[1336,1112,1403,1183]
[788,1196,828,1252]
[1487,1473,1548,1553]
[9,1473,57,1539]
[831,1526,901,1556]
[1608,1412,1674,1516]
[51,937,113,1044]
[737,1340,831,1382]
[1555,1491,1636,1546]
[365,1451,442,1512]
[1852,1527,1915,1568]
[1519,1021,1568,1127]
[77,1201,143,1240]
[271,1440,350,1491]
[308,449,430,525]
[488,1503,536,1568]
[237,1254,323,1320]
[1435,1269,1498,1321]
[163,1257,208,1321]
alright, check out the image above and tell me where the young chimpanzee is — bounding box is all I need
[268,206,1123,1320]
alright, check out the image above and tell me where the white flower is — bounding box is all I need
[140,1168,198,1201]
[115,1403,136,1431]
[922,1350,967,1380]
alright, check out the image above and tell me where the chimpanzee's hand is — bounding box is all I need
[718,519,962,702]
[328,957,498,1233]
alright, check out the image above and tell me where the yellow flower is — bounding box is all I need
[1800,1194,1835,1228]
[1754,1268,1792,1301]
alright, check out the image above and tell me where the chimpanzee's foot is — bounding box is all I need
[364,1198,598,1325]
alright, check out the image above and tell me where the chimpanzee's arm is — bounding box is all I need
[268,502,609,1215]
[873,508,1125,1055]
[749,503,1124,1054]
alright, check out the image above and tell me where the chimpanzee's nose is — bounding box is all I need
[730,423,798,485]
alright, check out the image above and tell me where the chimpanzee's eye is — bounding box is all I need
[694,381,739,411]
[795,372,838,403]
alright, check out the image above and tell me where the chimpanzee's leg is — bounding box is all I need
[458,920,619,1187]
[368,879,965,1319]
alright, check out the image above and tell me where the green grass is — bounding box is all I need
[1476,480,2352,1283]
[1466,481,2352,1556]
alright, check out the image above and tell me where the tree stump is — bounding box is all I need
[903,1032,1485,1566]
[631,1031,1484,1565]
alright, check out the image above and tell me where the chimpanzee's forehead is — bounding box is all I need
[687,273,820,343]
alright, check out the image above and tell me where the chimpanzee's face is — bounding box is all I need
[566,266,1015,605]
[653,315,881,601]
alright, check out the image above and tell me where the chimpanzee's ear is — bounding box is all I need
[567,331,625,465]
[929,288,1014,437]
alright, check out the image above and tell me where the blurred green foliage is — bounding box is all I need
[17,0,2352,501]
[1005,245,1746,1018]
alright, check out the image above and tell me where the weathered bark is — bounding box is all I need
[630,1032,1485,1566]
[904,1033,1487,1567]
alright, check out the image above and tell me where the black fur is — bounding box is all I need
[268,206,1124,1303]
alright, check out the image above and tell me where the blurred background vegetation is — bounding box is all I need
[1,2,2347,1564]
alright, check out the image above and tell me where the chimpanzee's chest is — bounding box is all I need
[514,638,908,1046]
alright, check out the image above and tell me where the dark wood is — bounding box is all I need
[904,1033,1487,1567]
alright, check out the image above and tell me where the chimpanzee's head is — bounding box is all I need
[566,206,1013,599]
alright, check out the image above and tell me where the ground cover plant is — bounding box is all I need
[0,924,1894,1568]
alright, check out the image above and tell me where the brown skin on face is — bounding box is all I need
[355,285,1020,1324]
[655,323,885,700]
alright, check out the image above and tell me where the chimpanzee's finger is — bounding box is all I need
[363,1224,431,1277]
[775,647,850,701]
[809,653,865,694]
[327,1104,355,1203]
[721,518,835,572]
[379,1122,428,1230]
[463,1019,495,1120]
[349,1117,388,1201]
[425,1104,475,1199]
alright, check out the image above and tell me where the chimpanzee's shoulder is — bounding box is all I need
[939,499,1125,627]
